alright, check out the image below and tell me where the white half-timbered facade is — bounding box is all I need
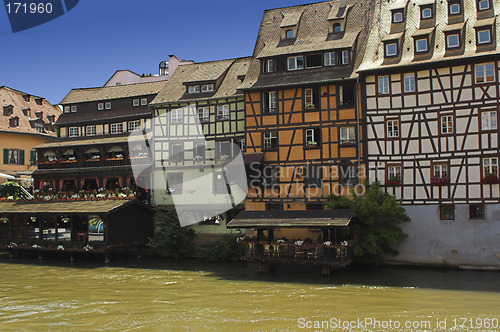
[358,0,500,267]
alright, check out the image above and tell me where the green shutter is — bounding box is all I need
[3,149,8,164]
[19,150,25,165]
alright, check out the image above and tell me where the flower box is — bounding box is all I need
[482,173,499,184]
[431,176,450,186]
[386,178,401,187]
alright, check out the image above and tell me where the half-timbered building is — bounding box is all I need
[235,0,375,246]
[149,58,250,237]
[358,0,500,267]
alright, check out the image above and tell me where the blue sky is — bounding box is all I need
[1,0,318,105]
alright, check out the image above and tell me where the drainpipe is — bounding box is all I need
[355,77,362,188]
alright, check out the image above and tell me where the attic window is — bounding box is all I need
[98,103,104,110]
[333,23,342,33]
[71,106,77,113]
[105,102,111,110]
[133,99,140,106]
[188,85,200,94]
[35,98,43,105]
[201,84,214,92]
[285,29,294,39]
[23,95,30,102]
[478,0,490,11]
[415,37,429,53]
[22,108,30,117]
[262,59,274,73]
[47,115,55,123]
[3,105,13,116]
[448,1,461,16]
[384,41,398,57]
[64,106,70,113]
[141,98,147,105]
[287,56,304,70]
[392,9,404,23]
[36,111,43,119]
[445,31,461,49]
[305,54,322,68]
[9,117,19,127]
[476,27,492,45]
[421,6,433,19]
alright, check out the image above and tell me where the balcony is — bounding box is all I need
[38,157,150,170]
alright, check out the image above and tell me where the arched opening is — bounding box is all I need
[82,178,99,191]
[106,146,125,160]
[285,29,294,39]
[105,177,121,190]
[61,149,76,162]
[84,148,101,161]
[61,179,77,193]
[41,150,57,163]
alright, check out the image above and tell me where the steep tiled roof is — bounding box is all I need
[0,199,144,214]
[0,86,60,137]
[60,81,167,104]
[151,57,251,105]
[241,0,375,90]
[357,0,500,73]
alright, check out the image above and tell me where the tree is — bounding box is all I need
[148,208,195,259]
[326,182,410,264]
[0,181,20,198]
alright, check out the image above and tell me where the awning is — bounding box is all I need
[227,210,355,228]
[0,199,146,215]
[0,172,16,180]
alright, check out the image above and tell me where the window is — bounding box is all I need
[9,118,18,127]
[306,54,322,68]
[475,63,495,83]
[415,37,428,53]
[23,94,30,102]
[167,173,183,194]
[483,157,498,177]
[481,110,497,130]
[446,33,460,49]
[440,114,454,134]
[449,2,461,15]
[440,205,455,220]
[378,76,390,95]
[68,127,79,137]
[170,143,184,162]
[105,102,111,110]
[237,138,245,153]
[23,108,30,117]
[385,42,398,57]
[306,165,322,187]
[387,165,402,183]
[304,88,319,108]
[341,50,350,65]
[287,56,304,70]
[340,127,356,145]
[324,52,336,66]
[98,103,104,111]
[304,128,320,147]
[421,7,432,19]
[216,141,232,161]
[216,105,230,120]
[3,106,13,116]
[340,164,358,185]
[110,123,123,134]
[171,109,183,124]
[194,142,205,160]
[404,73,416,93]
[263,59,274,73]
[392,10,404,23]
[285,29,294,39]
[433,163,449,179]
[188,85,200,93]
[338,84,355,106]
[64,106,70,113]
[133,99,140,106]
[86,125,96,136]
[198,107,210,122]
[71,106,77,113]
[35,98,42,105]
[470,204,485,219]
[128,120,140,132]
[387,118,399,138]
[478,0,490,11]
[476,28,492,45]
[263,91,277,114]
[333,23,342,33]
[201,84,214,92]
[7,149,19,164]
[141,98,147,106]
[35,122,44,133]
[263,131,278,150]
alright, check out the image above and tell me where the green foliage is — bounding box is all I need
[0,181,20,198]
[148,208,195,259]
[197,236,245,262]
[326,182,410,264]
[325,194,356,209]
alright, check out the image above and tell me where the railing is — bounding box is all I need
[38,157,150,170]
[241,242,352,266]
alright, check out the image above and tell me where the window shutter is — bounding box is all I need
[19,150,25,165]
[3,149,8,164]
[30,151,36,165]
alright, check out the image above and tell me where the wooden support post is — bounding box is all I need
[321,265,331,276]
[70,252,75,262]
[38,250,43,260]
[104,252,110,264]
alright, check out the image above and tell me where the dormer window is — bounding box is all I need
[415,37,429,53]
[64,106,70,113]
[105,102,111,110]
[188,85,200,94]
[384,42,398,57]
[285,29,294,39]
[23,95,30,102]
[305,54,322,69]
[98,103,104,111]
[35,98,43,106]
[448,1,461,16]
[421,7,433,19]
[333,23,342,33]
[71,105,77,113]
[22,108,30,117]
[446,33,460,49]
[392,9,404,23]
[201,84,214,92]
[478,0,490,11]
[287,56,304,71]
[9,117,19,127]
[35,111,43,119]
[263,59,274,73]
[47,115,55,123]
[476,27,492,45]
[3,105,13,116]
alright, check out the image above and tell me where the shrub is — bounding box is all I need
[197,236,245,262]
[0,181,20,198]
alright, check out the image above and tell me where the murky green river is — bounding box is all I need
[1,254,499,331]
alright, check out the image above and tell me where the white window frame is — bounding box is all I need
[475,63,495,83]
[267,91,277,113]
[477,28,491,45]
[483,157,498,176]
[70,105,77,113]
[482,110,497,130]
[217,105,230,120]
[421,7,432,19]
[287,56,304,71]
[110,123,123,134]
[285,29,294,39]
[188,85,200,93]
[105,102,111,110]
[393,12,403,23]
[433,163,449,178]
[415,38,428,53]
[446,34,460,49]
[98,103,104,111]
[305,128,316,144]
[340,127,355,144]
[86,125,96,136]
[171,109,183,124]
[7,149,19,165]
[35,122,44,133]
[128,120,140,132]
[449,3,460,15]
[378,76,390,94]
[304,88,314,106]
[263,131,278,150]
[141,98,147,106]
[201,84,214,92]
[478,0,490,11]
[404,73,416,93]
[441,115,454,134]
[341,50,350,64]
[324,52,336,66]
[387,119,399,138]
[387,165,401,180]
[133,99,140,106]
[64,106,70,113]
[264,59,274,73]
[385,43,398,57]
[198,107,210,122]
[68,127,79,137]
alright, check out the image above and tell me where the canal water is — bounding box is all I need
[0,254,499,331]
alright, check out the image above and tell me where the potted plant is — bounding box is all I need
[482,172,499,184]
[386,175,401,187]
[431,176,450,185]
[307,141,318,147]
[305,103,316,110]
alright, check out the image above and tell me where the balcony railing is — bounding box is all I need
[38,157,150,170]
[241,242,352,266]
